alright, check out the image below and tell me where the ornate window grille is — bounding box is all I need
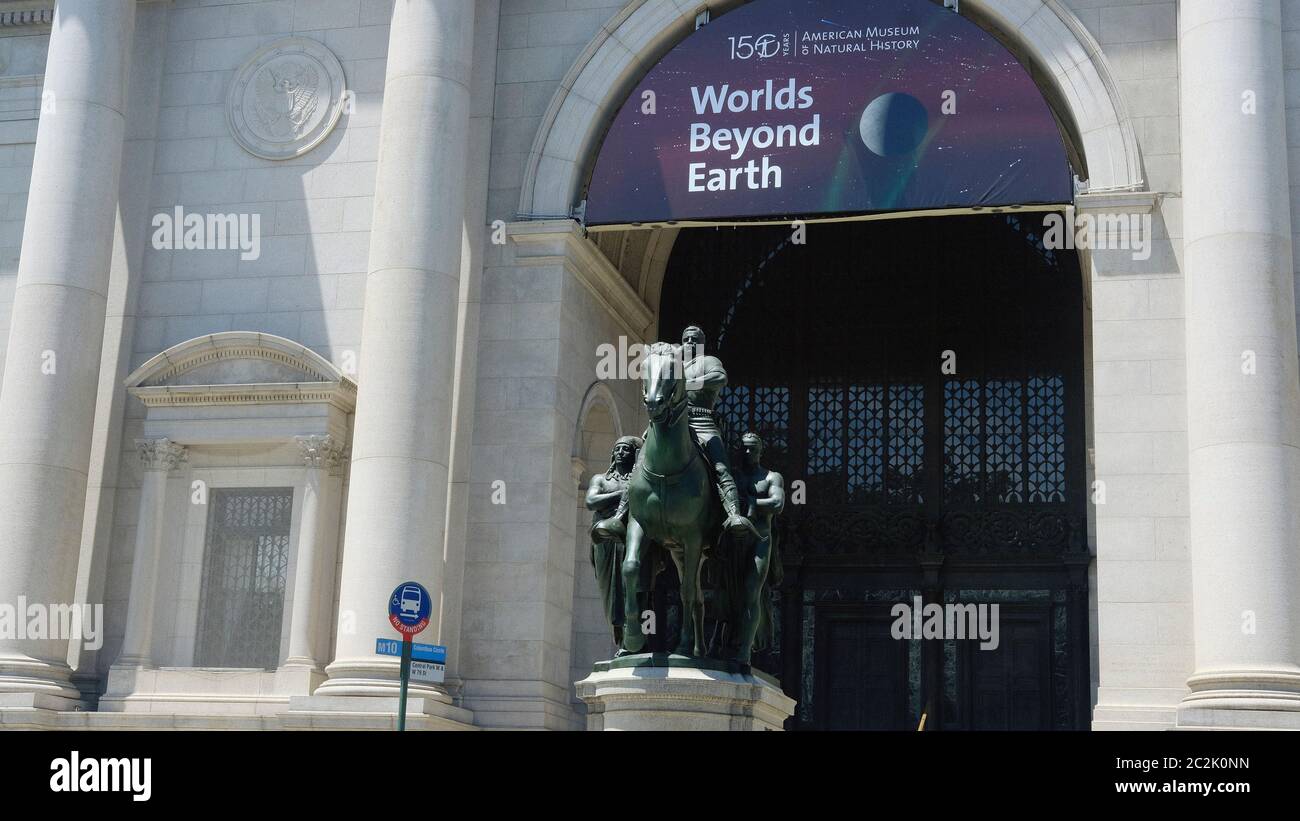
[194,488,294,668]
[659,215,1090,728]
[660,215,1085,555]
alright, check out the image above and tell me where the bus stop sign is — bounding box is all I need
[388,581,431,636]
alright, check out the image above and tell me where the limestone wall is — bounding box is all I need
[98,0,395,677]
[0,20,46,386]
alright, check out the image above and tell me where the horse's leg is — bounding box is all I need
[681,537,706,657]
[664,546,690,656]
[617,517,647,656]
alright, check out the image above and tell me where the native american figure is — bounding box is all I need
[585,436,642,646]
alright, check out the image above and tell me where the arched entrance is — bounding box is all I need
[659,216,1089,730]
[517,0,1159,730]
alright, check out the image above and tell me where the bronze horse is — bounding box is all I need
[618,342,722,657]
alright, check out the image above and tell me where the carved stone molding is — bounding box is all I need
[507,219,654,340]
[124,332,358,414]
[1074,189,1162,215]
[136,438,188,473]
[295,435,348,474]
[0,9,53,28]
[130,383,357,413]
[228,37,347,161]
[128,332,346,385]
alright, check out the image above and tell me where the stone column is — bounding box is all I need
[0,0,135,708]
[285,435,346,669]
[116,440,186,668]
[317,1,477,698]
[1179,0,1300,721]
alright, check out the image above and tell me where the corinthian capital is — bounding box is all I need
[295,435,348,473]
[136,438,187,472]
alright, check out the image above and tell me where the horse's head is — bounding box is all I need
[642,341,686,425]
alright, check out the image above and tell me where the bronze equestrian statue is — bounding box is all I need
[592,327,784,665]
[594,326,757,543]
[613,341,722,657]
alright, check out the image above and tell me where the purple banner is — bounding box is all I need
[585,0,1073,226]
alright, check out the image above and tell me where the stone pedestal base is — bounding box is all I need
[1175,671,1300,730]
[1175,706,1300,731]
[1091,686,1182,730]
[0,658,86,711]
[0,695,477,730]
[576,655,795,731]
[98,665,328,715]
[283,695,476,730]
[0,691,87,712]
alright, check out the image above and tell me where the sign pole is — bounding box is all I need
[387,580,433,732]
[398,636,412,732]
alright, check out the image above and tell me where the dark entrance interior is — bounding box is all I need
[658,214,1090,730]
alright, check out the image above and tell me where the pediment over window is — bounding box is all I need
[125,332,356,413]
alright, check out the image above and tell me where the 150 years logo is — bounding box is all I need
[728,33,782,60]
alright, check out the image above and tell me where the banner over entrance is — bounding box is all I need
[584,0,1074,227]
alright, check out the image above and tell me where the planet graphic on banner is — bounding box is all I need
[858,92,930,156]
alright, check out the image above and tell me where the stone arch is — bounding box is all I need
[125,331,351,389]
[518,0,1146,222]
[570,379,625,469]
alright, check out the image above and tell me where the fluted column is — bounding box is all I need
[285,435,346,669]
[116,440,186,668]
[1179,0,1300,717]
[0,0,135,706]
[317,0,476,697]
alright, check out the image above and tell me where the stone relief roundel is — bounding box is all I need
[228,37,347,160]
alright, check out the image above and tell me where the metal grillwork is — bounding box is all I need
[715,384,748,445]
[806,380,841,477]
[887,384,926,505]
[804,381,925,504]
[945,379,984,503]
[985,378,1026,503]
[717,385,790,452]
[659,215,1090,728]
[847,384,882,494]
[944,375,1066,504]
[195,488,294,668]
[1027,375,1067,502]
[659,215,1086,556]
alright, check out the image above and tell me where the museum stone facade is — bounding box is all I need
[0,0,1298,731]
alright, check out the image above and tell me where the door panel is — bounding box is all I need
[816,608,909,730]
[965,610,1051,730]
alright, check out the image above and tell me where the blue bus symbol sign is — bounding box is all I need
[388,581,431,636]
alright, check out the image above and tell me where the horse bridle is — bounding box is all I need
[646,357,690,428]
[642,368,698,485]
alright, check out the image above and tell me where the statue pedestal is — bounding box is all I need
[575,654,795,731]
